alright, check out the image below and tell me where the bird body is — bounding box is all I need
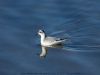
[41,36,66,47]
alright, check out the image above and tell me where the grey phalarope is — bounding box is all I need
[38,29,67,57]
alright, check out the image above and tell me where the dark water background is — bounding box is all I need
[0,0,100,75]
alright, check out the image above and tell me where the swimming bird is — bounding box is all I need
[38,29,67,58]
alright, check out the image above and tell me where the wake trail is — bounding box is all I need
[62,46,100,52]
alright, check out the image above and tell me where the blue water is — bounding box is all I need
[0,0,100,75]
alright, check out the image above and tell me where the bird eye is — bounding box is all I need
[38,30,44,33]
[39,31,42,33]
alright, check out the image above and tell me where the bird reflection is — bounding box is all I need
[40,46,48,58]
[39,43,63,58]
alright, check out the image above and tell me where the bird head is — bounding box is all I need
[38,29,45,36]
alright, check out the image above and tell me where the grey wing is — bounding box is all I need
[45,37,60,42]
[45,37,65,45]
[47,37,66,41]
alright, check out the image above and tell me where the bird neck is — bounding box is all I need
[40,33,46,44]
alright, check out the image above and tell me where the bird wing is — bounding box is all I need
[44,37,66,45]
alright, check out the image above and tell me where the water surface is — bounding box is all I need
[0,0,100,75]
